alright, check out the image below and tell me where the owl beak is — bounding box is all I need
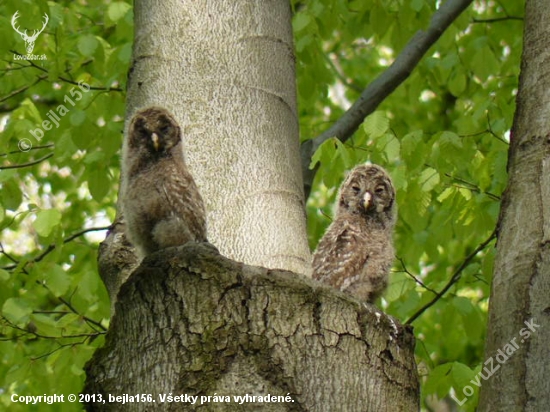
[151,133,160,151]
[363,192,372,210]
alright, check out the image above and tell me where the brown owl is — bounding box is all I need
[312,164,396,303]
[121,106,207,257]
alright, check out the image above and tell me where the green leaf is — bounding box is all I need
[70,110,87,126]
[334,139,353,169]
[424,363,453,398]
[44,264,71,297]
[293,13,312,32]
[118,42,133,63]
[451,362,476,391]
[401,131,425,172]
[84,151,106,165]
[78,34,99,56]
[440,131,463,150]
[34,209,62,237]
[310,138,334,169]
[1,179,23,211]
[419,167,440,192]
[449,70,467,96]
[2,298,32,324]
[295,33,313,53]
[363,111,390,138]
[29,314,60,336]
[437,187,455,203]
[107,2,132,22]
[88,169,110,202]
[56,313,81,328]
[410,0,424,12]
[376,133,400,162]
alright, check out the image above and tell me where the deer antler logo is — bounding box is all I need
[11,11,49,54]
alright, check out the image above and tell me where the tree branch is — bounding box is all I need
[323,52,364,93]
[395,257,438,295]
[8,51,123,92]
[0,143,54,157]
[0,76,45,103]
[0,153,53,170]
[1,225,112,271]
[405,229,497,324]
[472,16,523,23]
[301,0,474,197]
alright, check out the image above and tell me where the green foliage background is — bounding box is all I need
[0,0,523,410]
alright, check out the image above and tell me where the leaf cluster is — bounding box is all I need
[0,1,132,410]
[296,0,522,409]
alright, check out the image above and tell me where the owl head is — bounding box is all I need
[127,107,181,156]
[337,164,395,222]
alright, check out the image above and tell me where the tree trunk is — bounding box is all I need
[84,244,419,411]
[124,0,310,276]
[478,0,550,410]
[89,1,420,409]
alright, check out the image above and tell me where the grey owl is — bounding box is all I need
[312,164,396,303]
[122,106,207,257]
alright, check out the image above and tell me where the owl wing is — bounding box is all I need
[312,221,369,291]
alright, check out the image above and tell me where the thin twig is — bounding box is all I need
[58,296,107,332]
[1,315,104,340]
[31,225,112,266]
[0,143,54,157]
[0,242,20,265]
[2,225,111,270]
[444,173,501,201]
[9,51,123,92]
[0,76,45,103]
[405,229,497,324]
[395,257,438,295]
[0,153,53,170]
[323,53,363,93]
[30,338,95,360]
[472,16,523,23]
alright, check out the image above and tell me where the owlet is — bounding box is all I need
[312,164,396,303]
[122,106,207,257]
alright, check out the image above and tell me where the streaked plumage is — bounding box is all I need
[312,164,396,303]
[122,106,207,257]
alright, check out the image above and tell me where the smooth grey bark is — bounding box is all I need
[84,244,419,411]
[478,0,550,410]
[122,0,310,276]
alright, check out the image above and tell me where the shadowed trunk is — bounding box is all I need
[478,0,550,409]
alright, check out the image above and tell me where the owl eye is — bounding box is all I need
[351,185,361,194]
[375,186,385,194]
[159,124,172,135]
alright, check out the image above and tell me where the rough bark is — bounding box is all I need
[477,0,550,410]
[84,243,419,411]
[121,0,310,276]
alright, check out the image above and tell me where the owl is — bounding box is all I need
[121,106,207,257]
[312,164,396,303]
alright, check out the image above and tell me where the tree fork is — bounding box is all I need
[84,243,419,411]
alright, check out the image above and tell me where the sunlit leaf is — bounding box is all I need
[34,209,62,237]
